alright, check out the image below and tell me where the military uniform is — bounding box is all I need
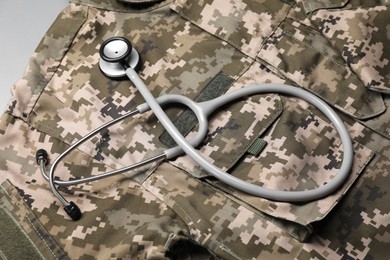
[0,0,389,259]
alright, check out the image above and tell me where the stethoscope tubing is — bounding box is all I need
[126,67,354,202]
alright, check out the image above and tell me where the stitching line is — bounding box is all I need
[26,215,59,259]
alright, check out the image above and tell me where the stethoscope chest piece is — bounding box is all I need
[99,37,140,78]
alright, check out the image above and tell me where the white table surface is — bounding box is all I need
[0,0,69,112]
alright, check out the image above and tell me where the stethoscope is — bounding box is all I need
[36,37,354,220]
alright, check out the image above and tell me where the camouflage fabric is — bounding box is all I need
[0,0,389,259]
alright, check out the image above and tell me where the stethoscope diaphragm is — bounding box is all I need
[99,37,140,78]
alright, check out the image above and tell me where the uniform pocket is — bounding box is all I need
[206,99,374,241]
[169,61,375,241]
[180,98,373,241]
[0,180,68,259]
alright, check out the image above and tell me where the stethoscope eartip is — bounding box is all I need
[36,149,49,166]
[36,148,82,221]
[64,201,82,221]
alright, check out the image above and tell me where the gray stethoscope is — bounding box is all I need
[36,37,353,220]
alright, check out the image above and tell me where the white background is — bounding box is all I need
[0,0,69,112]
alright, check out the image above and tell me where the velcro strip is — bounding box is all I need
[159,72,234,148]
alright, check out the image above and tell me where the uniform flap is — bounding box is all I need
[117,0,163,5]
[170,93,283,178]
[301,0,349,13]
[69,0,170,12]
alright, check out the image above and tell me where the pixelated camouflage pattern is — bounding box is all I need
[312,5,390,93]
[0,0,389,259]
